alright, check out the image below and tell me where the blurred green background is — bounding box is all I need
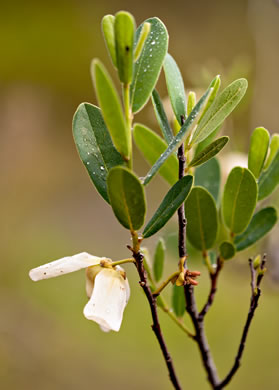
[1,0,279,389]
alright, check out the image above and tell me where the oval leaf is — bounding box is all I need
[222,167,258,235]
[189,136,229,167]
[153,238,165,282]
[172,285,185,318]
[143,175,193,238]
[219,241,236,260]
[185,186,218,251]
[248,127,270,179]
[194,157,221,202]
[151,89,173,144]
[92,59,130,160]
[134,22,151,62]
[133,123,178,186]
[107,167,146,231]
[264,133,279,169]
[101,15,117,67]
[234,207,278,251]
[130,17,168,113]
[163,53,186,123]
[258,149,279,200]
[143,83,212,185]
[115,11,135,84]
[73,103,125,203]
[192,78,248,144]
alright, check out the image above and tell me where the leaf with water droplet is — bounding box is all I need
[73,103,125,203]
[130,17,168,113]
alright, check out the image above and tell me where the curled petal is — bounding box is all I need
[83,267,130,332]
[29,252,109,281]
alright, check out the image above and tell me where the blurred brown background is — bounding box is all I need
[1,0,279,389]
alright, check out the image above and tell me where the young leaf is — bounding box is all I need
[194,157,221,202]
[187,91,196,116]
[143,175,193,238]
[151,89,173,144]
[172,285,185,318]
[264,133,279,170]
[130,17,168,114]
[222,167,258,235]
[234,207,278,251]
[114,11,135,84]
[107,167,146,231]
[219,241,236,260]
[92,59,130,160]
[198,75,221,122]
[134,22,151,62]
[191,78,248,144]
[143,85,212,185]
[133,124,178,186]
[189,136,229,167]
[101,15,117,67]
[73,103,125,203]
[248,127,270,179]
[258,149,279,200]
[163,53,186,123]
[185,186,218,251]
[153,238,166,282]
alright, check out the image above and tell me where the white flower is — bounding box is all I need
[29,252,130,332]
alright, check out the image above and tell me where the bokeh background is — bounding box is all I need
[1,0,279,389]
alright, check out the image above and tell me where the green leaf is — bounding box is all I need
[219,241,236,260]
[114,11,135,84]
[92,59,130,160]
[133,124,178,186]
[185,186,218,251]
[134,22,151,62]
[143,176,193,238]
[248,127,270,179]
[194,158,221,202]
[264,133,279,170]
[143,85,212,185]
[222,167,258,235]
[163,53,186,123]
[198,75,221,122]
[187,91,196,116]
[73,103,125,203]
[234,207,278,251]
[258,149,279,200]
[153,238,165,282]
[189,136,229,167]
[101,15,117,67]
[107,167,146,231]
[172,285,185,318]
[192,78,248,144]
[130,17,168,113]
[194,125,222,157]
[151,89,173,144]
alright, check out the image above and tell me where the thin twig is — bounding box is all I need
[132,248,182,390]
[199,257,223,319]
[216,256,266,389]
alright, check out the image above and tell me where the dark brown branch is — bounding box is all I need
[176,116,220,388]
[132,249,182,390]
[199,257,223,319]
[184,284,220,387]
[216,256,266,389]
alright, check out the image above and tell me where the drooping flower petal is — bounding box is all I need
[29,252,109,281]
[83,267,130,332]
